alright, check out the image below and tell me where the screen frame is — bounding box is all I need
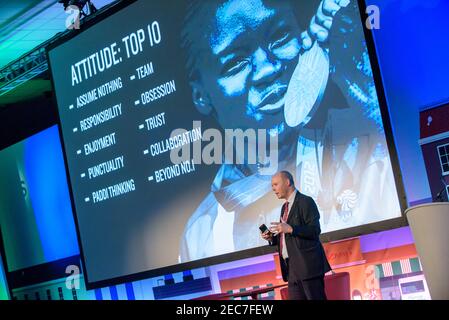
[46,0,409,290]
[0,121,82,294]
[0,89,78,294]
[0,228,12,299]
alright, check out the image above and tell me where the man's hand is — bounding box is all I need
[270,222,293,235]
[302,0,350,50]
[261,230,273,242]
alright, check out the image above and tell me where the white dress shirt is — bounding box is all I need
[281,190,297,259]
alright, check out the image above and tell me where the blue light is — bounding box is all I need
[23,125,79,263]
[366,0,449,203]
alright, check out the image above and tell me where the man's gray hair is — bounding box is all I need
[279,170,295,187]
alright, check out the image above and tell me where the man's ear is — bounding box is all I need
[190,81,213,116]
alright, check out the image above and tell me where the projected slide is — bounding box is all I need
[48,0,403,286]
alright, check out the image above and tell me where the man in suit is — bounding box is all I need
[262,170,331,300]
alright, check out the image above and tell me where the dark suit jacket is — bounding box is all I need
[271,191,331,282]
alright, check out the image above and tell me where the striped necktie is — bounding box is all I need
[280,201,289,256]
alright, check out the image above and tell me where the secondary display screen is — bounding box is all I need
[48,0,404,287]
[0,125,78,272]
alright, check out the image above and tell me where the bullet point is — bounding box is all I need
[139,124,144,130]
[69,104,74,110]
[84,197,90,202]
[148,176,154,181]
[73,127,78,133]
[130,75,136,80]
[81,173,86,178]
[143,149,149,155]
[134,100,140,106]
[77,150,82,155]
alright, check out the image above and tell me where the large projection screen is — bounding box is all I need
[47,0,407,289]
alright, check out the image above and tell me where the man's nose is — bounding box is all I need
[252,47,281,85]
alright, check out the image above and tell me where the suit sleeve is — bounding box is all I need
[290,197,321,240]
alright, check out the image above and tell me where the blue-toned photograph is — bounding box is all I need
[180,0,401,262]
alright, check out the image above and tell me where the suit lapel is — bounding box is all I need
[286,191,301,224]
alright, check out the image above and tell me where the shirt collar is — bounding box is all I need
[287,189,297,205]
